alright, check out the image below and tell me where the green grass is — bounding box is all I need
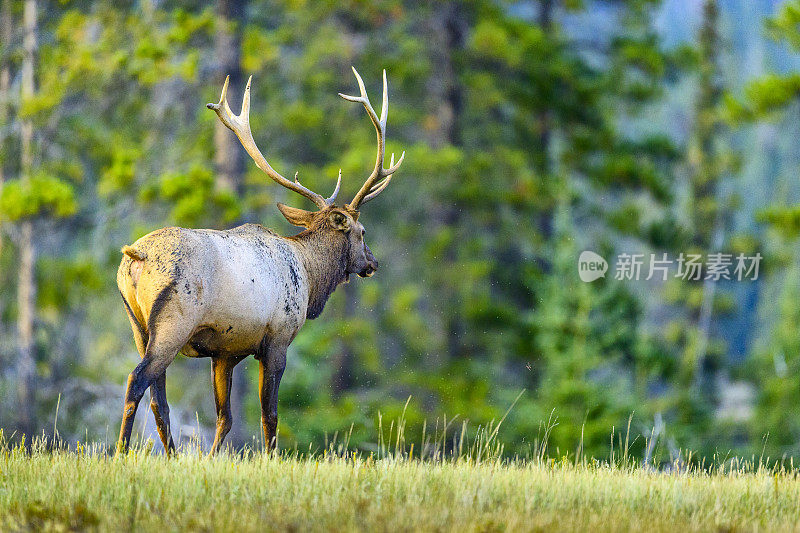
[2,437,800,532]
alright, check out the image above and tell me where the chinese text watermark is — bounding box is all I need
[578,251,761,282]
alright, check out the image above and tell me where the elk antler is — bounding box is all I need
[208,76,340,209]
[339,67,405,209]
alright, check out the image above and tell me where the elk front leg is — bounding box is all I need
[209,355,247,455]
[149,371,175,455]
[258,346,286,451]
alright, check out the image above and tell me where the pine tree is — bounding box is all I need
[16,0,39,438]
[728,0,800,457]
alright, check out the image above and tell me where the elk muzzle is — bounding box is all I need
[359,244,378,278]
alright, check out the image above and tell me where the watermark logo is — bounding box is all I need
[578,251,608,282]
[578,251,762,282]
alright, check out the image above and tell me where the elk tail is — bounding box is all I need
[121,245,147,261]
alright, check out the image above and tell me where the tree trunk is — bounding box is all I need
[214,0,247,447]
[0,0,12,328]
[214,0,245,197]
[691,0,723,387]
[331,282,356,397]
[17,0,37,438]
[427,2,464,149]
[0,0,11,256]
[426,2,466,361]
[535,0,555,242]
[537,0,553,167]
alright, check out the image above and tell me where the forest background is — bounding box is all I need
[2,0,800,461]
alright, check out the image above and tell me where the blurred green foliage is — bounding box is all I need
[0,0,799,462]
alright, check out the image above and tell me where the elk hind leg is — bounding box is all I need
[122,297,175,455]
[149,372,175,454]
[117,324,190,454]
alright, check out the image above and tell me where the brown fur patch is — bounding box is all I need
[148,281,178,330]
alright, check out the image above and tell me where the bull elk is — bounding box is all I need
[116,68,404,454]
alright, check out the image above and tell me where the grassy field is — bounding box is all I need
[1,437,800,532]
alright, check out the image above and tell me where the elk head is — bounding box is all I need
[207,67,404,279]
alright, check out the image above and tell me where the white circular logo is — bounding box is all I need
[578,251,608,282]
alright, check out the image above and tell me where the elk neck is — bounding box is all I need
[290,228,349,319]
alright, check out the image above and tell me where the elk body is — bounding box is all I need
[116,68,404,454]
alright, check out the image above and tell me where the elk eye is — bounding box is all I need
[361,229,366,237]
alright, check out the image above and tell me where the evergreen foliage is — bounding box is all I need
[0,0,794,461]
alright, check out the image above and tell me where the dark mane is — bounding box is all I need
[292,228,349,319]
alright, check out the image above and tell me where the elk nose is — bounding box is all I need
[359,244,378,277]
[359,256,378,278]
[358,263,377,278]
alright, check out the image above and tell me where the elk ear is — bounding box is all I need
[277,203,315,228]
[329,211,351,232]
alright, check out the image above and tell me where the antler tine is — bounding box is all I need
[367,154,395,194]
[208,75,329,209]
[209,76,235,129]
[362,154,394,204]
[338,67,380,129]
[380,68,388,126]
[364,152,404,202]
[325,169,342,205]
[340,67,405,209]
